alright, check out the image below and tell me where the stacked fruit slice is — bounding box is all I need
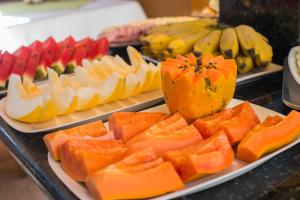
[141,21,273,74]
[0,36,109,89]
[5,46,161,123]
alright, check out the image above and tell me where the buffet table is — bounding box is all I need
[0,63,299,200]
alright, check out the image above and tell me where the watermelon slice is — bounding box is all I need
[95,37,109,59]
[87,38,98,60]
[0,52,15,88]
[23,40,43,81]
[11,46,31,76]
[51,36,76,74]
[65,39,89,73]
[36,37,59,79]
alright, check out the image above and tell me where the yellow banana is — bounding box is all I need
[194,29,222,57]
[256,31,269,42]
[159,50,172,61]
[141,46,154,58]
[236,54,254,74]
[142,24,215,55]
[167,28,212,57]
[235,25,258,57]
[254,36,273,67]
[147,19,217,35]
[219,28,239,58]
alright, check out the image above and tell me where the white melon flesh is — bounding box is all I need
[47,69,77,116]
[5,75,55,123]
[60,75,99,111]
[127,46,147,66]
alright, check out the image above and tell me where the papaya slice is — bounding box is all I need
[193,101,259,142]
[219,101,260,144]
[60,139,128,182]
[85,148,184,200]
[43,120,108,160]
[237,111,300,162]
[193,109,234,139]
[109,112,167,142]
[128,124,203,157]
[164,131,234,182]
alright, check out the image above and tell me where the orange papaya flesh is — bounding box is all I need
[186,53,197,63]
[161,54,237,122]
[109,112,167,142]
[193,109,234,139]
[128,124,203,157]
[201,54,215,66]
[85,148,184,200]
[164,131,234,182]
[219,101,260,144]
[176,54,189,61]
[128,112,188,145]
[237,111,300,162]
[43,120,108,160]
[60,139,128,182]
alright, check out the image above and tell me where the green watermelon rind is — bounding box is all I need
[0,80,6,88]
[50,61,65,74]
[65,61,77,73]
[35,65,48,79]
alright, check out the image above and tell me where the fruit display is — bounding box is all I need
[5,46,161,123]
[44,101,300,200]
[0,36,109,89]
[141,20,273,74]
[161,53,237,122]
[98,16,197,44]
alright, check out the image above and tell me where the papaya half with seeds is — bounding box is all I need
[161,53,237,122]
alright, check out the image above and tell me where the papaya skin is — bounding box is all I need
[237,110,300,162]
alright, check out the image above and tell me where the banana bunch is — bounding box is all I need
[140,19,217,58]
[141,22,273,74]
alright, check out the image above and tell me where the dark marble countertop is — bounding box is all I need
[0,71,299,200]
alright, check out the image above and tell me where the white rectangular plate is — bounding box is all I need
[0,89,163,133]
[48,99,300,200]
[142,56,283,85]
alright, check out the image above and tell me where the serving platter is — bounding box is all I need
[142,55,283,85]
[0,89,163,133]
[48,99,300,200]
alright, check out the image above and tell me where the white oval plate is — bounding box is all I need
[48,99,300,200]
[288,46,300,85]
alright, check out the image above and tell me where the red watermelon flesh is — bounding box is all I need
[87,38,98,59]
[51,36,76,73]
[66,42,88,73]
[75,37,95,59]
[36,37,59,79]
[23,40,43,81]
[11,46,31,76]
[95,37,109,59]
[0,52,15,87]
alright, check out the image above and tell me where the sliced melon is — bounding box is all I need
[60,75,100,111]
[47,68,78,116]
[5,74,57,123]
[127,46,147,66]
[75,66,124,105]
